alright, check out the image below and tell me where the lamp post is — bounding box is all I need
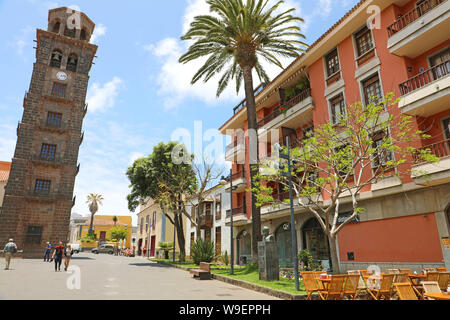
[275,136,300,291]
[220,168,237,275]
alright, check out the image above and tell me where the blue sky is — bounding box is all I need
[0,0,358,225]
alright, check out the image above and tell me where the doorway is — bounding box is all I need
[275,222,293,268]
[150,235,156,257]
[302,218,331,268]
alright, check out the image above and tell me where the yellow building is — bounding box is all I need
[79,215,132,250]
[136,199,184,258]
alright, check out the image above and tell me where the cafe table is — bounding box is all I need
[315,276,331,290]
[424,292,450,300]
[408,274,427,286]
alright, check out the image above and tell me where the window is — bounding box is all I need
[371,131,394,168]
[145,216,149,232]
[140,218,144,234]
[66,53,78,72]
[52,83,67,98]
[26,226,43,245]
[35,179,51,194]
[329,94,346,124]
[362,74,382,105]
[325,48,340,77]
[40,144,56,160]
[52,21,61,34]
[355,26,374,58]
[215,195,222,220]
[152,212,156,230]
[80,29,87,41]
[50,50,63,68]
[302,126,314,140]
[429,47,450,79]
[47,112,62,127]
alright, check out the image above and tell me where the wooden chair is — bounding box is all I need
[424,271,440,282]
[422,281,441,300]
[348,270,368,296]
[393,272,421,299]
[367,274,395,300]
[388,268,400,274]
[424,268,437,273]
[437,268,447,272]
[319,275,346,300]
[437,272,450,292]
[342,274,361,300]
[301,271,320,300]
[399,268,411,274]
[394,283,418,300]
[313,271,327,290]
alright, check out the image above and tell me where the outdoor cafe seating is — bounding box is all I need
[301,268,450,300]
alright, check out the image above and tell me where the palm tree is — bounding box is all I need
[86,193,104,236]
[179,0,307,263]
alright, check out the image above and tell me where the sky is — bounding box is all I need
[0,0,358,225]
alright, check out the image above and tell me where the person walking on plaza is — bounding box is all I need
[3,239,18,270]
[52,241,64,272]
[43,242,52,262]
[64,244,73,271]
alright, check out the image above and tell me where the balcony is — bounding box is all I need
[225,137,245,163]
[398,59,450,116]
[225,206,248,226]
[232,83,267,115]
[257,88,313,134]
[411,139,450,185]
[224,170,246,193]
[199,214,213,229]
[387,0,450,58]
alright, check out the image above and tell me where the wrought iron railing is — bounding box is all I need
[226,206,246,217]
[413,139,450,163]
[233,83,267,115]
[399,59,450,95]
[257,88,311,128]
[387,0,446,37]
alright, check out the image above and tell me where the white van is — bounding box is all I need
[70,243,81,253]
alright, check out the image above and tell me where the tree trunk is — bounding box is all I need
[242,65,261,264]
[175,212,186,262]
[328,234,341,274]
[88,213,95,235]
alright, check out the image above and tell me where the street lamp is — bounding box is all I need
[220,168,238,275]
[275,136,300,291]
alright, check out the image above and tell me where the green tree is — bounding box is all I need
[253,93,439,273]
[179,0,307,263]
[126,142,198,262]
[112,215,118,226]
[110,226,128,242]
[86,193,104,236]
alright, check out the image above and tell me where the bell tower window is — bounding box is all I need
[80,29,87,41]
[52,21,61,34]
[67,54,78,72]
[50,50,63,68]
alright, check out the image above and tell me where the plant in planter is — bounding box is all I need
[158,242,174,260]
[190,238,216,265]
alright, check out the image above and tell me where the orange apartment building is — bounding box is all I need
[220,0,450,271]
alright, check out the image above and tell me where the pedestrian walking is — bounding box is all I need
[64,244,73,271]
[3,239,18,270]
[43,242,52,262]
[52,241,64,272]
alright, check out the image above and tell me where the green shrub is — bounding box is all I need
[298,249,322,271]
[219,250,230,266]
[191,238,216,265]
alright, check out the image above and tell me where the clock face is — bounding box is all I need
[56,72,67,81]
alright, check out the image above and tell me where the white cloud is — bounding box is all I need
[90,24,107,44]
[86,77,123,113]
[145,0,310,110]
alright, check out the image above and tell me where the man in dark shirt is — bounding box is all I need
[52,241,64,272]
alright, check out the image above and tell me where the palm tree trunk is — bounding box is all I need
[242,65,262,264]
[89,213,95,235]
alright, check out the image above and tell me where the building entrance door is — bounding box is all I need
[99,231,106,242]
[150,235,156,257]
[302,218,331,270]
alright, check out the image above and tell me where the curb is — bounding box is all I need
[152,260,314,300]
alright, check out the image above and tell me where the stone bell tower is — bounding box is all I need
[0,7,97,258]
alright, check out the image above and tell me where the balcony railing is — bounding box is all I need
[272,191,290,202]
[414,139,450,163]
[233,83,267,115]
[231,169,245,181]
[387,0,446,37]
[199,214,213,228]
[226,136,245,153]
[226,206,246,217]
[257,88,311,128]
[399,59,450,95]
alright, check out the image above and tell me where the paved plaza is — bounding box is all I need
[0,252,278,300]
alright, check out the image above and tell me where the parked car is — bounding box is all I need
[91,244,115,254]
[71,243,81,253]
